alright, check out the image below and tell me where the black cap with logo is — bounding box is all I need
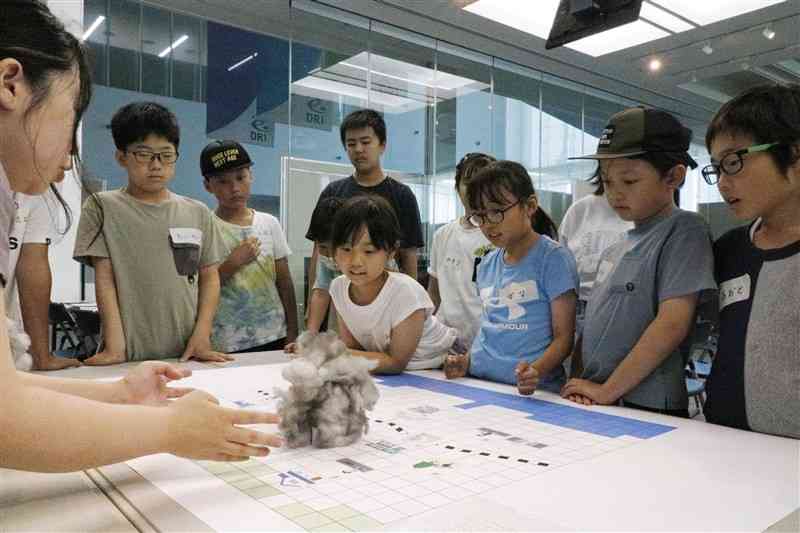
[570,107,697,169]
[200,140,253,177]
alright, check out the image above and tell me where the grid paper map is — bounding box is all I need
[128,370,675,532]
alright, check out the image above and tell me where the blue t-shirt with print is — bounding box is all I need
[470,235,579,391]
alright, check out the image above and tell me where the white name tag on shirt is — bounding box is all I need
[596,260,614,284]
[169,227,202,246]
[719,273,751,311]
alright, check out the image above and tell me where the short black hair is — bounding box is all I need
[111,102,180,151]
[340,109,387,146]
[705,83,800,175]
[331,195,400,253]
[308,197,344,243]
[455,152,496,190]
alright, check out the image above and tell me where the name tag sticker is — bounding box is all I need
[169,227,202,246]
[596,260,614,284]
[719,273,751,311]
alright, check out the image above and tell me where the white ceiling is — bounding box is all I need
[372,0,800,121]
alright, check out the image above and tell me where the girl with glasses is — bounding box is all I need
[444,161,579,396]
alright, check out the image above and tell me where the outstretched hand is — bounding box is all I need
[119,361,194,405]
[166,390,283,461]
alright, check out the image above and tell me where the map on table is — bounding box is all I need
[127,371,674,532]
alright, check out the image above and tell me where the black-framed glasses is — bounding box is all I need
[701,143,782,185]
[468,200,521,227]
[127,150,179,165]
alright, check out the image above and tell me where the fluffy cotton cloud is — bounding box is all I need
[276,331,379,448]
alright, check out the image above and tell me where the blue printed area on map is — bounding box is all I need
[377,374,675,439]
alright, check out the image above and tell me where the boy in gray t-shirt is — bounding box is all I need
[562,107,716,416]
[74,102,227,364]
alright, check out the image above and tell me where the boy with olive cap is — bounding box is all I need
[201,140,298,353]
[560,107,716,417]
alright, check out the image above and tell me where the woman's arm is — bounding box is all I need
[0,300,281,473]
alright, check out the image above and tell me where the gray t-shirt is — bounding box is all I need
[581,208,716,410]
[74,190,223,360]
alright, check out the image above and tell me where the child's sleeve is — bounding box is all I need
[656,220,716,302]
[22,197,52,245]
[390,277,435,329]
[543,246,580,301]
[270,216,291,260]
[200,206,224,267]
[73,196,108,265]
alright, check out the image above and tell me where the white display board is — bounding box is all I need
[124,365,799,532]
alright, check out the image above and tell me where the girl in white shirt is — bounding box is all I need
[329,195,458,373]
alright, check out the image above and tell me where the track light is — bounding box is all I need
[702,42,713,55]
[762,26,776,40]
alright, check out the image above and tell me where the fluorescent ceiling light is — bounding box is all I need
[465,0,559,44]
[653,0,785,26]
[228,52,258,72]
[292,51,488,113]
[337,52,484,92]
[158,35,188,58]
[640,3,695,32]
[293,76,427,112]
[81,15,105,42]
[566,19,669,56]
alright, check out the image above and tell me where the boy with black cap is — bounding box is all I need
[202,140,298,353]
[560,107,716,417]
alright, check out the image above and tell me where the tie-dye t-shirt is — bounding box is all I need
[211,211,291,352]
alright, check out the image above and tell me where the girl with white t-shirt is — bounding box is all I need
[428,153,494,349]
[329,195,458,373]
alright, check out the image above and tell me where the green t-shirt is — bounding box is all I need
[211,211,291,352]
[73,190,223,360]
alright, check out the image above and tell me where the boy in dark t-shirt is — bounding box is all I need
[702,84,800,439]
[305,109,424,304]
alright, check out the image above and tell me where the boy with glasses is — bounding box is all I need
[74,102,227,364]
[703,84,800,439]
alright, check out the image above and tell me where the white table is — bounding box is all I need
[3,352,798,532]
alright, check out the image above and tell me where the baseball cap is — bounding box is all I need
[570,107,698,169]
[200,140,253,177]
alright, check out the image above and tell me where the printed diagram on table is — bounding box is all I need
[179,373,675,532]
